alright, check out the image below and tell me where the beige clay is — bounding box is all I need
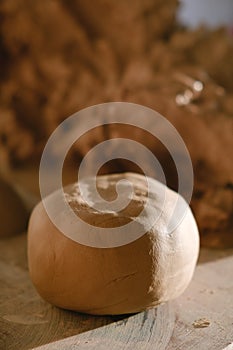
[28,173,199,315]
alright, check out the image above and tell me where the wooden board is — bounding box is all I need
[0,234,233,350]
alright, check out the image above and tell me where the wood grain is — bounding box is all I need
[0,234,233,350]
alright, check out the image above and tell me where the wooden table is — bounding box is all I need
[0,233,233,350]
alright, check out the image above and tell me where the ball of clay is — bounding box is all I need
[28,173,199,315]
[0,176,28,237]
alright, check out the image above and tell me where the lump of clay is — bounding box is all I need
[28,173,199,315]
[0,176,28,237]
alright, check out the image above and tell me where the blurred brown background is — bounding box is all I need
[0,0,232,247]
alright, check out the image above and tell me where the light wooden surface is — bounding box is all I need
[0,233,233,350]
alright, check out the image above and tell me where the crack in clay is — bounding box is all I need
[106,272,138,286]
